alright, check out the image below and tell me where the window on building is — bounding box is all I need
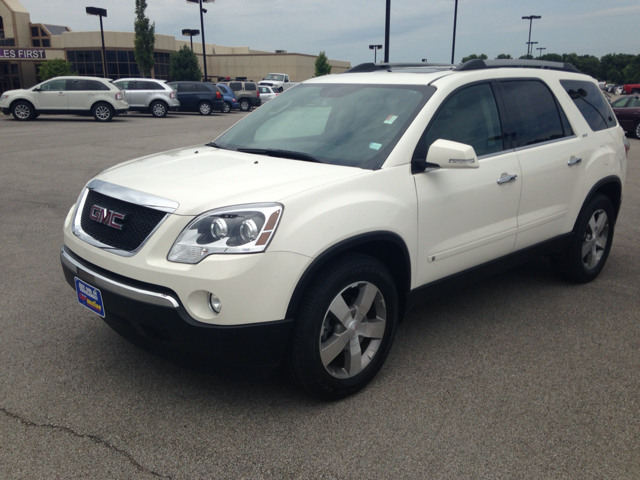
[31,26,39,38]
[0,15,5,39]
[32,39,41,47]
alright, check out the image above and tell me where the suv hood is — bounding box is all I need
[96,146,366,216]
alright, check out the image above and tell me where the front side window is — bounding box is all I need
[560,80,616,132]
[215,83,434,170]
[417,83,504,159]
[177,83,195,93]
[500,80,570,147]
[40,79,67,91]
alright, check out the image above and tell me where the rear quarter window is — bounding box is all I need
[560,80,617,132]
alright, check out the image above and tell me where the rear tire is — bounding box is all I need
[150,100,168,118]
[239,99,251,112]
[222,101,231,113]
[286,253,398,400]
[11,101,35,121]
[198,101,212,115]
[634,121,640,139]
[92,103,114,122]
[550,194,615,283]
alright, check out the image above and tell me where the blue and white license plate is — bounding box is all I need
[74,277,105,318]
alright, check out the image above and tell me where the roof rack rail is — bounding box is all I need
[455,59,580,73]
[344,62,455,73]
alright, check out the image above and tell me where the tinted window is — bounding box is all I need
[500,80,568,147]
[611,97,630,108]
[418,83,504,158]
[177,83,195,93]
[560,80,617,132]
[194,84,211,93]
[245,83,256,91]
[229,82,242,91]
[218,85,230,94]
[40,79,67,91]
[86,80,109,91]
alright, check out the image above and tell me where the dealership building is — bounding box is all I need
[0,0,350,94]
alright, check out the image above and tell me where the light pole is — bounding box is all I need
[527,41,538,59]
[522,15,541,59]
[182,29,200,51]
[186,0,213,81]
[369,44,383,63]
[536,47,546,58]
[384,0,390,63]
[86,7,107,78]
[451,0,459,64]
[422,58,428,63]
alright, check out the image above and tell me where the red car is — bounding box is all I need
[622,84,640,95]
[611,95,640,138]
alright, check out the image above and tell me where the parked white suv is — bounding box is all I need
[0,76,128,121]
[60,60,628,399]
[113,78,180,118]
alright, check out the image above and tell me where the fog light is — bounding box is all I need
[208,293,222,315]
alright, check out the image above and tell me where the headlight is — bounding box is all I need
[167,203,283,264]
[0,94,8,100]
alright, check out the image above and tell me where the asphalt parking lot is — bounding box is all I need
[1,110,639,479]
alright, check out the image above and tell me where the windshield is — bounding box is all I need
[265,74,284,81]
[214,83,434,169]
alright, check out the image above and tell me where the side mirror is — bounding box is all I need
[425,139,479,169]
[33,88,41,92]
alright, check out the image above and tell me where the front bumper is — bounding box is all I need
[1,107,10,115]
[60,246,294,379]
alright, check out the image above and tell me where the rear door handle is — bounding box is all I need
[568,156,582,166]
[497,174,518,184]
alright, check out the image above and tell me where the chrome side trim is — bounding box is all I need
[61,248,180,308]
[514,134,577,152]
[72,180,178,257]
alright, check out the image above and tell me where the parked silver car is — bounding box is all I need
[113,78,180,117]
[258,85,279,103]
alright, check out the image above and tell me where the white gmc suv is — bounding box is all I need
[60,60,629,400]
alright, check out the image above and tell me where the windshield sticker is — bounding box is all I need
[369,142,382,150]
[384,115,398,125]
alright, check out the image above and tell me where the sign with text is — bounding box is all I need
[0,48,46,60]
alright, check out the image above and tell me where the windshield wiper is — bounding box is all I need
[236,148,323,163]
[205,141,226,149]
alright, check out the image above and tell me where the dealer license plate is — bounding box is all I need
[74,277,105,318]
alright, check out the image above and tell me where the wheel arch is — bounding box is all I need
[91,100,113,111]
[285,231,412,322]
[577,176,622,228]
[10,98,36,111]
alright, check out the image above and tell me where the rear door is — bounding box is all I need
[615,96,640,131]
[176,83,197,109]
[499,79,586,251]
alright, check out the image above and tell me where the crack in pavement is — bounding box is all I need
[0,407,173,479]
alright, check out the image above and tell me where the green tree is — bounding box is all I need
[622,55,640,83]
[37,59,75,81]
[461,53,488,63]
[169,45,202,81]
[314,51,332,77]
[495,54,512,59]
[540,53,563,62]
[134,0,155,77]
[574,55,601,79]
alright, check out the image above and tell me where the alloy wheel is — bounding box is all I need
[319,281,387,379]
[581,209,609,270]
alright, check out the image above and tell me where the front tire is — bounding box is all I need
[92,103,114,122]
[11,101,35,121]
[550,194,615,283]
[239,99,251,112]
[634,121,640,139]
[198,101,212,115]
[150,100,168,118]
[287,253,398,400]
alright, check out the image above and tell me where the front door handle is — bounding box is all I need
[497,173,518,185]
[568,156,582,166]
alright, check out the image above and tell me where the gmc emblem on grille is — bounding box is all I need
[90,205,127,230]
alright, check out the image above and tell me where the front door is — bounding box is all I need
[33,78,68,110]
[413,82,521,286]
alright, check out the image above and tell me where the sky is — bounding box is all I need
[18,0,640,66]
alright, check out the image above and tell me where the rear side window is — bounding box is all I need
[418,83,504,158]
[245,83,256,91]
[194,84,210,93]
[560,80,616,132]
[177,84,195,93]
[87,80,110,91]
[218,85,229,94]
[500,80,571,147]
